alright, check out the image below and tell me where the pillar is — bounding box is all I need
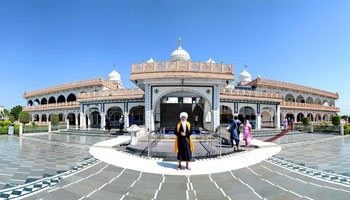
[80,113,85,128]
[75,114,78,129]
[48,122,52,132]
[87,115,91,128]
[124,112,129,128]
[19,123,23,136]
[256,114,261,130]
[276,104,281,129]
[66,119,69,129]
[212,85,220,131]
[145,84,152,131]
[101,114,106,130]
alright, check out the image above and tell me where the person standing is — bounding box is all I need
[119,115,124,132]
[229,118,239,150]
[175,112,193,171]
[234,116,242,137]
[243,120,253,147]
[129,113,135,125]
[283,118,288,130]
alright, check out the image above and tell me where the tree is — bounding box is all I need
[302,117,310,126]
[332,115,341,126]
[8,115,15,123]
[50,114,59,126]
[3,109,10,116]
[10,105,22,120]
[19,112,30,125]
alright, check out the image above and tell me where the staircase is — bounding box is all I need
[58,129,120,137]
[252,129,303,137]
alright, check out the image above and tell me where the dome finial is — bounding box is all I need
[178,37,182,48]
[244,64,248,69]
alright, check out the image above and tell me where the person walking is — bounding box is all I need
[229,118,239,150]
[175,112,193,171]
[283,118,288,130]
[243,120,253,147]
[234,116,242,138]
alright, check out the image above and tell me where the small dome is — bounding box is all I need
[170,37,190,62]
[238,68,252,85]
[108,69,121,82]
[206,58,216,63]
[146,58,155,63]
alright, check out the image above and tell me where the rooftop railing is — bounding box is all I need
[78,88,144,100]
[23,78,117,98]
[280,101,340,112]
[220,88,283,100]
[23,101,79,111]
[131,61,233,74]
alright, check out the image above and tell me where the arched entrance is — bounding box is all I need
[261,107,275,128]
[286,112,295,121]
[42,114,47,122]
[297,113,304,122]
[323,114,329,121]
[130,106,145,126]
[41,98,47,105]
[239,106,256,128]
[220,105,232,124]
[58,113,64,122]
[315,114,322,122]
[106,107,123,128]
[89,111,101,128]
[34,114,39,122]
[67,93,77,102]
[307,113,314,122]
[67,113,76,125]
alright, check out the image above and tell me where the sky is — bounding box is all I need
[0,0,349,114]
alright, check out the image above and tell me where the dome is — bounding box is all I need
[206,58,216,63]
[170,37,190,62]
[146,58,155,63]
[238,68,252,85]
[108,69,121,82]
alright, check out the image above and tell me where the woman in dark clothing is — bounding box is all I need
[175,112,193,171]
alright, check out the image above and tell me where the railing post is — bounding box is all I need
[147,131,150,158]
[48,122,52,132]
[340,120,345,136]
[19,123,23,136]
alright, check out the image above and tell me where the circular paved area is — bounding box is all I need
[1,131,350,200]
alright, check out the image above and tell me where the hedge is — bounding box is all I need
[0,126,8,134]
[332,115,341,126]
[3,120,12,126]
[302,117,310,126]
[14,124,19,135]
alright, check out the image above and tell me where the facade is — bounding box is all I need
[22,39,340,131]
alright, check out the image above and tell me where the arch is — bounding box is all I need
[296,95,305,103]
[41,98,47,105]
[28,100,33,106]
[307,113,314,121]
[261,106,276,128]
[322,100,329,106]
[67,113,76,125]
[129,106,145,126]
[306,97,314,104]
[315,113,322,122]
[89,111,101,128]
[34,114,39,121]
[67,93,77,102]
[33,99,40,106]
[315,98,321,105]
[323,114,329,121]
[297,113,304,122]
[106,106,123,128]
[220,105,232,124]
[48,96,56,104]
[286,112,295,121]
[58,113,64,122]
[238,106,256,126]
[41,114,47,122]
[284,94,295,102]
[329,100,335,107]
[57,95,66,103]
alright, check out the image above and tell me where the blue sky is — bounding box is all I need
[0,0,349,114]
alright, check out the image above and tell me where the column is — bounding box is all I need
[87,115,91,128]
[75,114,78,129]
[212,85,220,131]
[256,114,261,130]
[79,104,85,128]
[100,103,105,130]
[124,102,129,128]
[276,104,281,129]
[145,84,152,131]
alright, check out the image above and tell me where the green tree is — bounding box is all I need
[10,105,23,120]
[50,114,59,126]
[8,115,15,123]
[332,115,341,126]
[3,109,10,116]
[302,117,310,126]
[19,112,30,125]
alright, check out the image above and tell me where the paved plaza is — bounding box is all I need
[0,131,350,199]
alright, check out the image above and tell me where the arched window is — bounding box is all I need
[34,99,40,106]
[67,93,77,102]
[28,100,33,106]
[49,96,56,104]
[41,98,47,105]
[306,97,314,104]
[57,95,66,103]
[296,95,305,103]
[284,94,295,102]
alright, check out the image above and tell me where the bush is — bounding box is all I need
[3,120,12,126]
[0,121,3,127]
[302,117,310,126]
[32,121,37,127]
[332,115,341,126]
[50,114,59,126]
[0,126,9,134]
[19,112,30,125]
[14,124,19,135]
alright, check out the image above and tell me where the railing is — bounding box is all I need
[280,101,340,112]
[294,124,340,133]
[146,128,164,157]
[23,78,117,98]
[220,88,283,100]
[78,88,144,100]
[250,78,339,99]
[131,61,233,74]
[23,101,80,111]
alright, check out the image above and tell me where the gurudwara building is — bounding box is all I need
[22,39,340,131]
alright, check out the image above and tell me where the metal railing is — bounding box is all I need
[145,128,164,158]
